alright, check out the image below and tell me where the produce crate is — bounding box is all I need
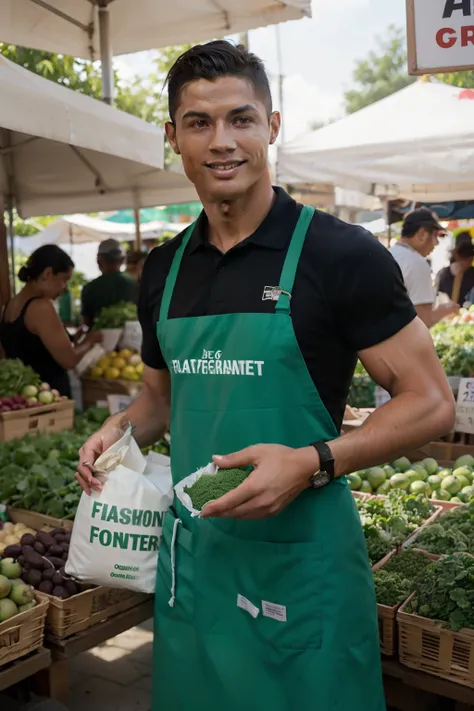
[404,441,472,468]
[43,586,151,639]
[398,593,474,688]
[0,594,49,668]
[81,377,140,410]
[7,507,74,533]
[402,506,457,556]
[372,550,400,657]
[0,400,74,442]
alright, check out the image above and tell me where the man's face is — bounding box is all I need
[416,227,439,258]
[166,76,280,202]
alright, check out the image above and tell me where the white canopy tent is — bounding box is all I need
[0,0,312,102]
[278,79,474,203]
[0,53,197,306]
[16,214,188,252]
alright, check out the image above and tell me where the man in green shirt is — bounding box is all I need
[81,239,137,327]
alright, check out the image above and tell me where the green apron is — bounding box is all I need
[152,206,385,711]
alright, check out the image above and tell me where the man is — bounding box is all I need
[80,239,137,327]
[437,241,474,306]
[390,208,459,327]
[75,41,455,711]
[125,249,147,282]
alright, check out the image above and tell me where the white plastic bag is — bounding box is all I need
[66,426,173,593]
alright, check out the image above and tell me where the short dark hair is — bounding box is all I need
[126,250,147,266]
[455,231,473,247]
[454,241,474,261]
[165,40,272,123]
[18,245,74,283]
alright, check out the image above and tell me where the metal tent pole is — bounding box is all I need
[99,1,114,106]
[7,200,15,295]
[0,203,11,314]
[134,208,142,251]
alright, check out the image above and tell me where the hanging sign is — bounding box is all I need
[455,378,474,434]
[407,0,474,75]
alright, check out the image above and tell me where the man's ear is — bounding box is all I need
[269,111,281,145]
[165,121,180,155]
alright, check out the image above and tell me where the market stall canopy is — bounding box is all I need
[0,54,197,217]
[15,214,187,252]
[278,79,474,203]
[0,0,311,58]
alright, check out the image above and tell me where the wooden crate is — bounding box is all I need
[43,586,151,639]
[0,400,74,442]
[0,647,51,692]
[398,594,474,688]
[372,550,400,656]
[0,594,49,668]
[405,441,473,468]
[7,507,74,533]
[81,377,140,410]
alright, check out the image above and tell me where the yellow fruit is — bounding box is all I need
[128,353,142,366]
[105,367,120,380]
[135,362,144,376]
[111,357,126,370]
[108,351,118,359]
[120,365,134,380]
[90,366,104,378]
[97,357,111,370]
[13,523,26,533]
[4,534,19,546]
[119,349,133,360]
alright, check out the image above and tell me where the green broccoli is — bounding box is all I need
[184,467,251,511]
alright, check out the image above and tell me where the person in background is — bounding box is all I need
[437,242,474,306]
[81,239,137,327]
[125,250,147,282]
[0,246,102,396]
[390,208,459,327]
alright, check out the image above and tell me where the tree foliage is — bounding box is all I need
[344,26,416,114]
[437,71,474,88]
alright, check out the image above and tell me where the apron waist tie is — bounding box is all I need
[168,517,182,608]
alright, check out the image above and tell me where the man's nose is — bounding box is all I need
[209,120,237,153]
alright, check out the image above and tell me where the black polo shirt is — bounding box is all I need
[138,188,416,430]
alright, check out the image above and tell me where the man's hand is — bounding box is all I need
[75,425,124,495]
[200,444,319,520]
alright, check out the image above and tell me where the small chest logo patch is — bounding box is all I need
[262,285,282,302]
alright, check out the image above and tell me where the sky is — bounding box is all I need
[119,0,408,143]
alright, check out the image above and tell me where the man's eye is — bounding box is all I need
[191,120,208,129]
[234,116,252,125]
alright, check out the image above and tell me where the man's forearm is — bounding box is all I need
[329,391,455,478]
[101,383,169,449]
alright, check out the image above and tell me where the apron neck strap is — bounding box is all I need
[276,205,315,314]
[159,221,197,321]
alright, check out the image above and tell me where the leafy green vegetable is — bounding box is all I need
[383,549,432,579]
[411,502,474,555]
[373,570,413,607]
[93,302,137,330]
[184,467,252,511]
[0,359,40,397]
[0,407,170,519]
[432,323,474,377]
[408,553,474,631]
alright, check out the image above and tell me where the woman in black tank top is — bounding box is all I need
[0,246,102,396]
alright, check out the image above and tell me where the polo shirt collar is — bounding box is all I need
[187,187,300,254]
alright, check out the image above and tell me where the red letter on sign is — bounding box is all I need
[461,26,474,46]
[436,27,457,47]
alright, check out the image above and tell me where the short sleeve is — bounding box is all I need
[403,259,435,306]
[333,229,417,351]
[138,252,167,370]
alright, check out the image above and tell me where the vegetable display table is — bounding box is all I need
[383,660,474,710]
[36,598,154,704]
[0,648,51,692]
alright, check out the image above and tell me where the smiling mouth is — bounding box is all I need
[205,161,246,171]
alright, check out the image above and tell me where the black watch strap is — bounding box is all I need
[311,441,335,481]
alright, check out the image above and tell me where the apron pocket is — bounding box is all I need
[155,508,194,622]
[194,521,322,652]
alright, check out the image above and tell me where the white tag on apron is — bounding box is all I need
[262,600,287,622]
[237,594,260,619]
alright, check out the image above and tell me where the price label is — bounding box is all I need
[455,378,474,435]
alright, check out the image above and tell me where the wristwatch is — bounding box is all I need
[309,442,335,489]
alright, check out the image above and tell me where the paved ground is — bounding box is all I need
[67,619,154,711]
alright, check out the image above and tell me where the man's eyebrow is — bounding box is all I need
[181,105,259,122]
[182,110,211,121]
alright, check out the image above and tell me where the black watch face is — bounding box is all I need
[310,471,331,489]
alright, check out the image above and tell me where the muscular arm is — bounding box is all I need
[106,366,170,448]
[329,318,455,476]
